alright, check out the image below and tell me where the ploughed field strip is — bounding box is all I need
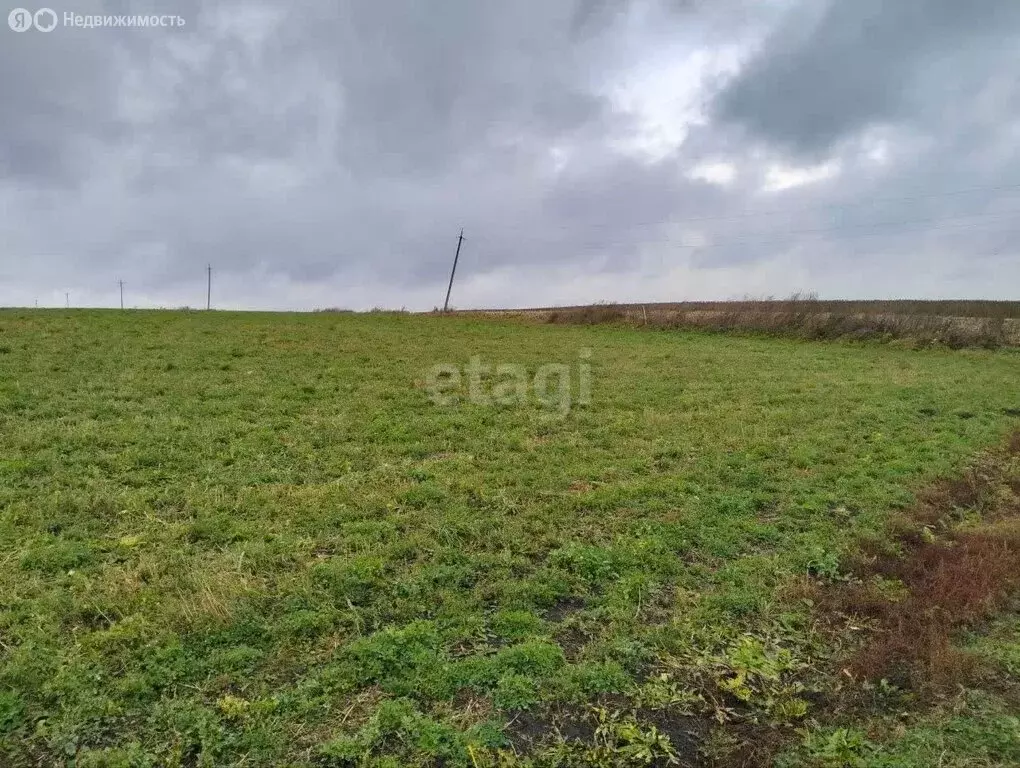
[1,309,1019,766]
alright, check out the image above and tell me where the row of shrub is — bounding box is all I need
[543,302,1018,349]
[547,296,1020,319]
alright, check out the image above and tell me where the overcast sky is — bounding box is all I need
[2,0,1019,310]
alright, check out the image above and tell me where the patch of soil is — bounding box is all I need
[634,708,709,765]
[546,595,586,623]
[505,704,593,751]
[553,624,588,663]
[505,702,708,766]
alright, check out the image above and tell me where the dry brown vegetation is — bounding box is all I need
[469,298,1020,348]
[816,431,1020,696]
[548,299,1020,320]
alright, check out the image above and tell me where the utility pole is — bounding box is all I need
[206,264,212,310]
[442,229,465,313]
[118,280,124,310]
[65,292,69,309]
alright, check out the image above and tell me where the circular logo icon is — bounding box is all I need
[34,8,57,32]
[8,8,33,31]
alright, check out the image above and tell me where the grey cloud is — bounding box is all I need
[1,0,1020,309]
[0,25,123,183]
[715,0,1020,156]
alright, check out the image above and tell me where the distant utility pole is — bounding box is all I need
[442,229,465,313]
[206,264,212,310]
[118,280,125,310]
[65,292,69,309]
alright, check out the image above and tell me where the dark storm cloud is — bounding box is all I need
[281,1,619,177]
[1,0,1019,309]
[0,22,123,182]
[715,0,1020,155]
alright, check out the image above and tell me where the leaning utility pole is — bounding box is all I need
[118,280,125,310]
[206,264,212,310]
[442,229,465,313]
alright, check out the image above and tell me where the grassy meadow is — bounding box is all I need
[1,309,1019,766]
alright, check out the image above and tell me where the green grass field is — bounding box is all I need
[1,310,1019,767]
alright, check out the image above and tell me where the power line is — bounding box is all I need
[659,181,1020,225]
[468,209,1020,252]
[666,217,1020,255]
[466,181,1020,234]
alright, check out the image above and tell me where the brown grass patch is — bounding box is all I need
[848,528,1020,691]
[817,431,1020,695]
[546,304,627,325]
[488,298,1020,348]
